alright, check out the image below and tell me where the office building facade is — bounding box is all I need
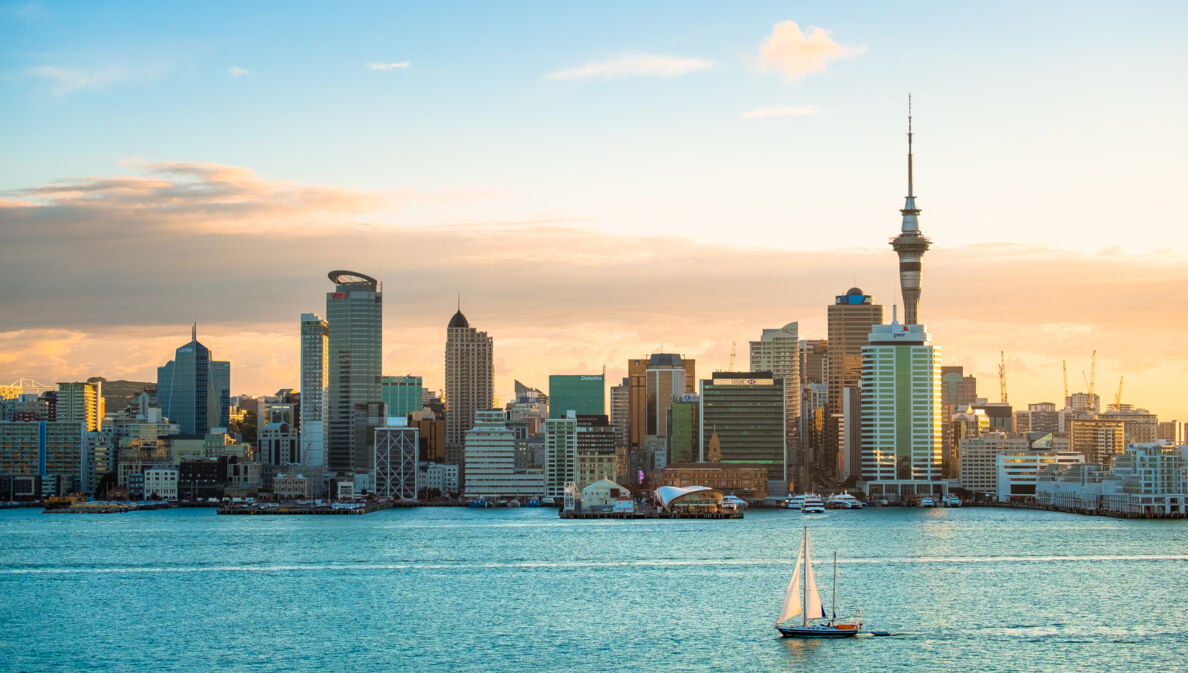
[157,326,231,436]
[860,321,942,494]
[325,271,383,475]
[299,313,328,467]
[548,374,605,419]
[698,372,786,491]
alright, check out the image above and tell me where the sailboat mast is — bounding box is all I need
[832,551,838,622]
[802,526,808,626]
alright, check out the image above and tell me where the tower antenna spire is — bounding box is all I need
[192,322,197,342]
[907,93,914,198]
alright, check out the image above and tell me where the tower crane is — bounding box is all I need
[1089,350,1097,412]
[998,351,1008,404]
[1062,360,1069,404]
[728,341,736,372]
[1114,376,1124,410]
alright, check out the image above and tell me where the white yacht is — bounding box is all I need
[801,495,826,514]
[720,495,748,511]
[942,495,962,507]
[826,493,862,509]
[919,497,936,507]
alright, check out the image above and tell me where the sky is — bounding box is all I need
[1,1,1187,419]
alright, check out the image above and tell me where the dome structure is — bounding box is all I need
[846,287,864,297]
[448,310,469,329]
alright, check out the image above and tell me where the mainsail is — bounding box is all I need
[802,534,825,620]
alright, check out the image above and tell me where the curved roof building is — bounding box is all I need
[654,485,723,511]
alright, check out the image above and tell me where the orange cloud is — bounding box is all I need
[754,21,864,81]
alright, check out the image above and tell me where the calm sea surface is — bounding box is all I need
[1,506,1186,672]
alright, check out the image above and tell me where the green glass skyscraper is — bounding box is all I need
[548,374,604,419]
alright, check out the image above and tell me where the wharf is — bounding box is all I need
[217,502,393,515]
[560,510,743,520]
[993,501,1187,520]
[43,502,173,514]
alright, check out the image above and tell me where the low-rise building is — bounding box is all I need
[581,478,632,510]
[661,462,769,499]
[995,450,1084,502]
[416,462,459,496]
[1036,443,1188,515]
[273,472,309,500]
[144,466,179,501]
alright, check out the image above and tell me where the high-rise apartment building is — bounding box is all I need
[325,271,383,475]
[1069,418,1126,465]
[548,374,604,418]
[544,413,578,497]
[609,378,629,450]
[56,381,102,432]
[699,371,786,491]
[300,313,328,467]
[445,307,494,472]
[157,326,230,437]
[826,288,883,477]
[750,323,801,476]
[860,320,943,497]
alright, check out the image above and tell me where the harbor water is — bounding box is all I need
[1,506,1186,672]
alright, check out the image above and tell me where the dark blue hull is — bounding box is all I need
[776,625,860,638]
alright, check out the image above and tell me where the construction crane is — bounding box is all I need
[1114,376,1124,409]
[1062,360,1069,403]
[998,351,1008,404]
[1089,350,1097,412]
[728,341,736,372]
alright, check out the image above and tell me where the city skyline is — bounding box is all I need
[2,1,1187,420]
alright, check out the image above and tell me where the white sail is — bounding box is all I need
[803,534,826,619]
[776,549,803,624]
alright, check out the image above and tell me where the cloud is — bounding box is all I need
[228,66,251,78]
[27,65,137,95]
[754,20,864,81]
[3,160,391,236]
[545,53,714,81]
[742,105,823,119]
[3,162,1188,419]
[364,61,410,71]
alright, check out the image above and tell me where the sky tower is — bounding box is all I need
[891,95,932,325]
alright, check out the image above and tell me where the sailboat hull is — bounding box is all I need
[776,625,860,638]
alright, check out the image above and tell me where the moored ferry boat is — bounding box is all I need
[801,495,826,514]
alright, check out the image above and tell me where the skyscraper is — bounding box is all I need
[890,96,931,326]
[299,313,328,467]
[825,289,883,477]
[445,305,494,471]
[156,326,230,437]
[325,271,383,475]
[750,323,801,481]
[860,318,943,497]
[548,374,604,418]
[56,381,102,432]
[698,371,786,492]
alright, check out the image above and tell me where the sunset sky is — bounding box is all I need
[2,1,1186,419]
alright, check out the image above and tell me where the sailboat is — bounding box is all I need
[775,527,862,638]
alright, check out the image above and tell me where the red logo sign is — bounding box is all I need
[331,293,346,299]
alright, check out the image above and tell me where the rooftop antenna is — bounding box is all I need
[457,291,461,312]
[192,322,197,342]
[907,93,914,198]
